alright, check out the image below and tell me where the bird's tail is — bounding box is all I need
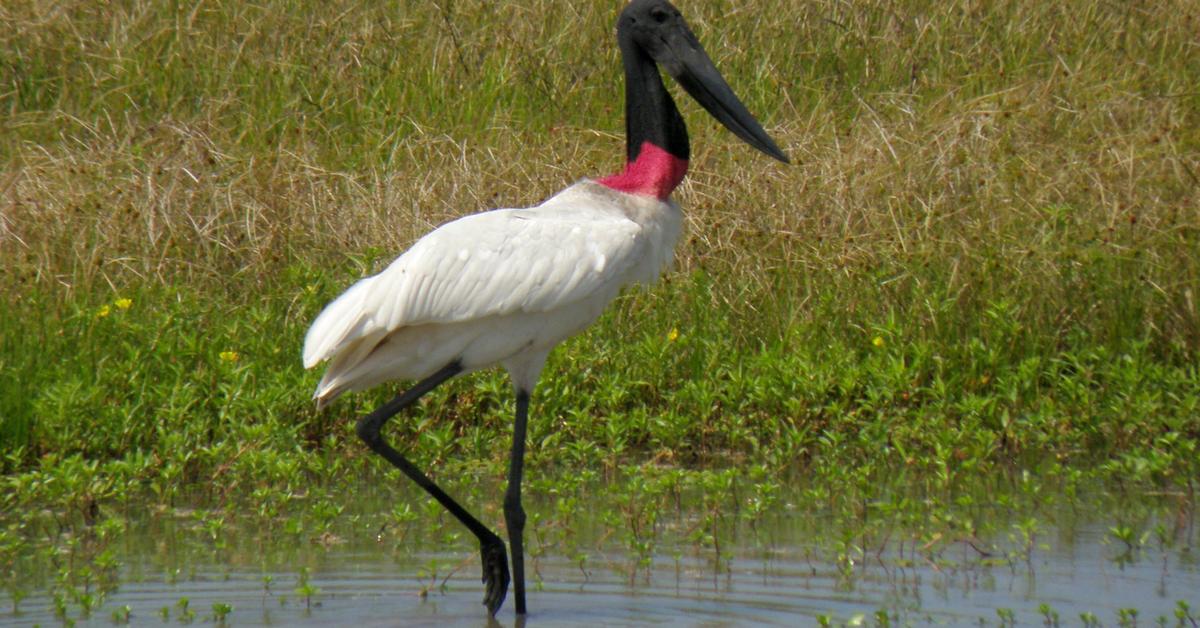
[302,275,377,369]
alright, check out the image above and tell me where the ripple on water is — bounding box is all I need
[7,519,1198,627]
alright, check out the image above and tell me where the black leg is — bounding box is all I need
[503,389,530,615]
[355,361,511,616]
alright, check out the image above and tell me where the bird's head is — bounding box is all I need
[618,0,789,163]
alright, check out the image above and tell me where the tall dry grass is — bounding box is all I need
[2,0,1197,346]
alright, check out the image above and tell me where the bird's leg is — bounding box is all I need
[503,389,530,615]
[354,361,511,616]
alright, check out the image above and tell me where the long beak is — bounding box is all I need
[663,35,789,163]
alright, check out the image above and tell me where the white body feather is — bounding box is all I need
[303,180,683,407]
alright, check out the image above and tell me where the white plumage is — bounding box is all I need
[303,180,682,406]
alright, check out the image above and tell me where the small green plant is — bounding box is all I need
[262,574,274,603]
[1011,517,1041,564]
[294,567,320,612]
[1039,602,1061,627]
[1109,524,1147,565]
[1176,600,1197,627]
[175,596,196,623]
[211,601,233,622]
[52,590,68,618]
[1110,524,1138,550]
[110,604,132,623]
[7,587,27,614]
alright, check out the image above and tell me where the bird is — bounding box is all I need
[302,0,788,617]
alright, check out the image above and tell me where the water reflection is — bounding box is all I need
[3,482,1197,626]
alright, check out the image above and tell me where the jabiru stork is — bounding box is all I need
[302,0,788,616]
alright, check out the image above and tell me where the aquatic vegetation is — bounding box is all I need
[211,601,234,623]
[176,596,197,623]
[0,466,1196,624]
[293,567,319,612]
[110,603,132,623]
[1038,603,1061,628]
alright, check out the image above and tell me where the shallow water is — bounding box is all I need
[4,482,1198,626]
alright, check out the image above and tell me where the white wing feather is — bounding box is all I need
[302,190,649,371]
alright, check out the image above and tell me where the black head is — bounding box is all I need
[617,0,789,163]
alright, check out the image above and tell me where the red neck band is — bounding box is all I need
[597,142,689,200]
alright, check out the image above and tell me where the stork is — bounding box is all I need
[302,0,788,616]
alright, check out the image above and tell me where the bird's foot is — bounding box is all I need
[480,539,510,616]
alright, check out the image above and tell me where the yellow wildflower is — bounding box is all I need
[96,304,111,318]
[872,336,885,348]
[114,298,132,310]
[219,350,240,363]
[667,328,680,342]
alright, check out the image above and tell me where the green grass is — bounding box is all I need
[1,0,1198,529]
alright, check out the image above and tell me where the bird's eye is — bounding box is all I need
[650,8,669,23]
